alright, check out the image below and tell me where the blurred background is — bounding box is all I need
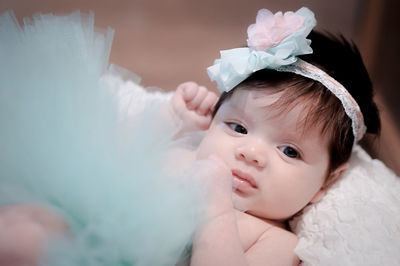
[1,0,399,174]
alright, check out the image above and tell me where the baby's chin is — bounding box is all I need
[232,195,297,223]
[232,193,249,212]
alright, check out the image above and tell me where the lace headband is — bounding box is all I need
[207,7,366,142]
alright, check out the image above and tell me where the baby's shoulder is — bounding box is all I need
[236,212,298,252]
[239,214,299,264]
[248,224,299,265]
[259,224,298,245]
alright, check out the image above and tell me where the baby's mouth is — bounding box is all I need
[232,169,258,190]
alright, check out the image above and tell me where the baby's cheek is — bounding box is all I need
[196,140,211,160]
[196,124,226,160]
[196,134,218,160]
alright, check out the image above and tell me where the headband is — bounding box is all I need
[207,7,366,142]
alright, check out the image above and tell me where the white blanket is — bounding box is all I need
[291,145,400,265]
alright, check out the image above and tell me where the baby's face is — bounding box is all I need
[197,89,331,220]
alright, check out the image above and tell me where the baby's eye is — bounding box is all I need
[279,146,300,159]
[226,122,247,134]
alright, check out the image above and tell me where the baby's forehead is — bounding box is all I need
[228,88,329,135]
[229,89,294,114]
[232,88,281,102]
[226,89,282,112]
[247,89,283,105]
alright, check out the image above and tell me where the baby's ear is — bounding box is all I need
[310,162,349,203]
[325,162,349,188]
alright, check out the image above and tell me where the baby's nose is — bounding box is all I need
[235,145,267,168]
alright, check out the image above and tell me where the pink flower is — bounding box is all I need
[247,9,305,51]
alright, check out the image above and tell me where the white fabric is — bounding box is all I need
[290,146,400,265]
[102,64,174,118]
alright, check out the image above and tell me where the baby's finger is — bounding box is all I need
[179,82,199,102]
[171,85,188,114]
[186,85,207,110]
[194,113,213,130]
[197,91,218,115]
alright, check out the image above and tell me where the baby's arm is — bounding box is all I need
[171,82,218,135]
[190,157,299,266]
[189,156,246,266]
[245,228,299,266]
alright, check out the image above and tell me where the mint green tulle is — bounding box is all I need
[0,11,201,266]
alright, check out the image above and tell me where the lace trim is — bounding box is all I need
[276,59,366,142]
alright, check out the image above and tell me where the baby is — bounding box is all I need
[0,7,381,266]
[171,7,380,265]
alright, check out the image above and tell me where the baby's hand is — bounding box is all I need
[171,82,218,132]
[189,155,234,218]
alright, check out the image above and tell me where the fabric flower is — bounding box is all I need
[247,9,305,51]
[207,7,316,92]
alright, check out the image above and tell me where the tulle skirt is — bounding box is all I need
[0,10,201,266]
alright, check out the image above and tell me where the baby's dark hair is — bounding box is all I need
[212,31,381,175]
